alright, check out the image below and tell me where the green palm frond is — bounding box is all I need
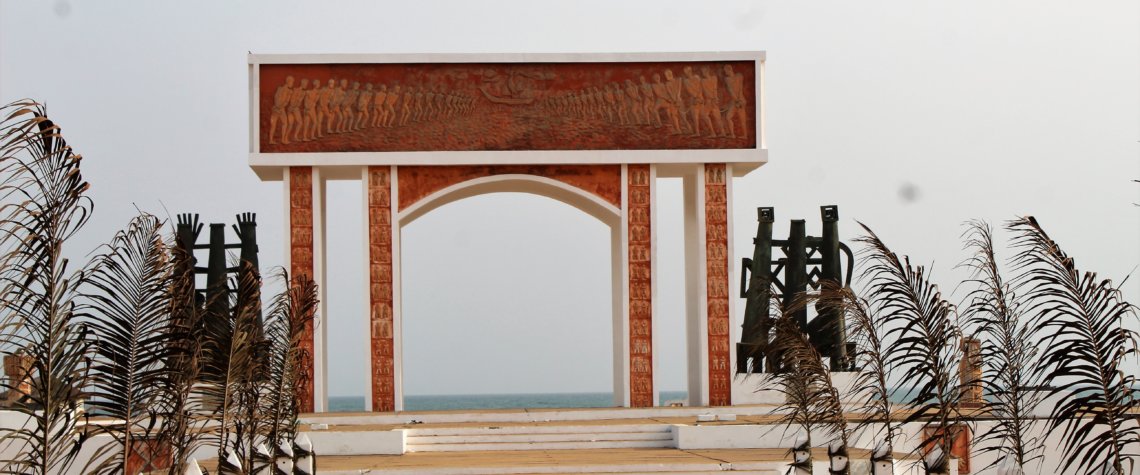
[0,99,94,475]
[1009,216,1140,474]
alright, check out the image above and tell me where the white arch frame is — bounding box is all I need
[381,172,629,411]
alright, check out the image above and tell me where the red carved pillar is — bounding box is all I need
[289,166,315,412]
[367,166,396,412]
[704,163,732,406]
[627,164,653,408]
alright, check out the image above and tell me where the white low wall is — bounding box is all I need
[303,428,405,455]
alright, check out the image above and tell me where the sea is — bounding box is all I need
[328,391,689,412]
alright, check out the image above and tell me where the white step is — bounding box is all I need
[406,439,674,452]
[407,424,673,436]
[408,431,673,444]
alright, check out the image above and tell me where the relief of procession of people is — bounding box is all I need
[542,64,749,139]
[268,76,477,145]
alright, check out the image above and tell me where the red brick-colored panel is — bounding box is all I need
[258,61,756,153]
[289,166,315,413]
[704,163,731,406]
[397,164,621,211]
[922,424,973,473]
[627,164,653,408]
[368,166,396,412]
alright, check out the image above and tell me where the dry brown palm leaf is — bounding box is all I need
[856,223,964,474]
[1009,216,1139,474]
[960,220,1044,470]
[0,100,94,475]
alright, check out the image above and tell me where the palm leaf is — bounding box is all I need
[262,271,317,450]
[828,285,898,459]
[768,295,850,454]
[0,99,94,475]
[959,220,1044,470]
[1009,216,1140,474]
[82,214,174,474]
[856,223,964,473]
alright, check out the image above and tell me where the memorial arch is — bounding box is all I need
[249,52,767,412]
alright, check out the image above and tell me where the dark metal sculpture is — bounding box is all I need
[174,212,261,313]
[737,205,855,373]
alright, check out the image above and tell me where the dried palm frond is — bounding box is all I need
[856,223,964,473]
[82,214,175,474]
[825,284,898,460]
[198,260,265,465]
[1009,216,1140,474]
[960,220,1044,470]
[262,271,317,450]
[0,100,94,475]
[158,222,210,475]
[769,305,851,456]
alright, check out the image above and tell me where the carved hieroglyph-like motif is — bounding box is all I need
[367,166,396,412]
[704,163,731,406]
[289,166,315,412]
[259,61,755,153]
[627,164,653,408]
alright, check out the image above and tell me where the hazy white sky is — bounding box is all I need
[1,0,1137,398]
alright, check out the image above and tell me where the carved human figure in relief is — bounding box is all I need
[287,78,307,143]
[664,69,692,133]
[434,88,446,120]
[332,79,348,133]
[319,77,335,133]
[722,64,747,139]
[371,85,387,128]
[413,88,425,122]
[385,85,400,127]
[268,75,294,144]
[682,66,711,137]
[356,84,373,130]
[399,87,414,126]
[624,79,645,124]
[317,78,335,138]
[302,78,321,141]
[341,82,361,132]
[701,66,727,137]
[652,73,683,134]
[639,76,661,127]
[598,85,614,123]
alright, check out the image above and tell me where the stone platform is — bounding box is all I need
[276,405,918,474]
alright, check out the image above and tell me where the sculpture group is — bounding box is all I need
[268,76,477,145]
[542,64,749,138]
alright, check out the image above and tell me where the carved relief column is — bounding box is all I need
[288,166,315,412]
[367,166,396,412]
[704,163,732,406]
[627,164,654,408]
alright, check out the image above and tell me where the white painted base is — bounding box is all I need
[731,373,783,405]
[302,427,405,455]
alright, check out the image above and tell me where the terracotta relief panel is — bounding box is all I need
[258,61,756,153]
[704,163,731,406]
[289,166,315,412]
[397,164,621,211]
[627,164,653,408]
[368,166,396,412]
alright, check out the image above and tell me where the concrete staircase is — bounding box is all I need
[404,423,675,452]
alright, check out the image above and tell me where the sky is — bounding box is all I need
[1,0,1137,399]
